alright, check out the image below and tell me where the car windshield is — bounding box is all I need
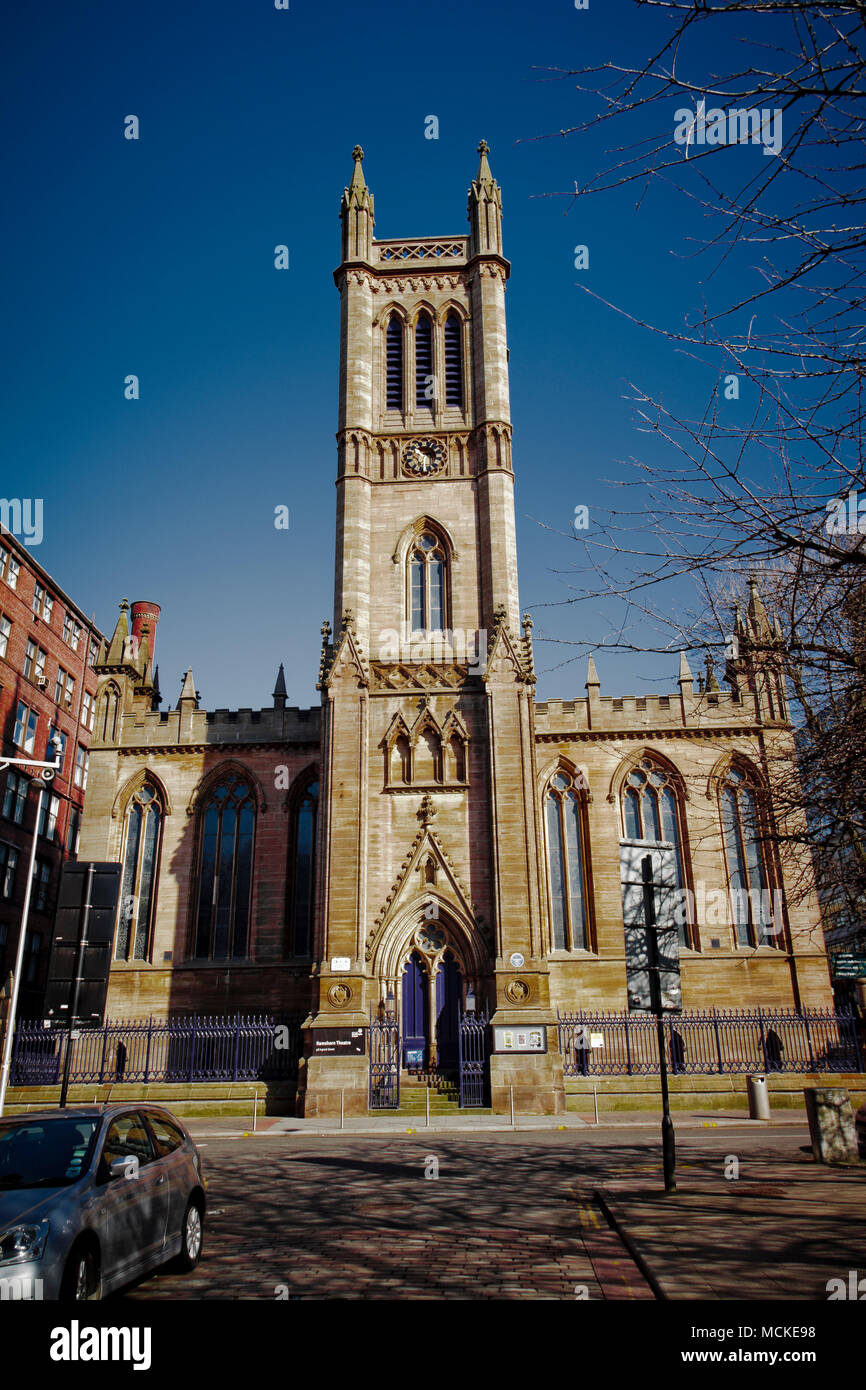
[0,1117,100,1189]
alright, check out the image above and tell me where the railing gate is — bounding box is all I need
[459,1006,490,1108]
[369,1009,400,1109]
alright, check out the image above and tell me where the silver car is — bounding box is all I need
[0,1104,206,1300]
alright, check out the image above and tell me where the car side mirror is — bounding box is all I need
[108,1155,140,1181]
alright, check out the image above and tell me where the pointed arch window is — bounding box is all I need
[444,312,463,408]
[720,766,776,946]
[194,774,256,960]
[116,783,162,961]
[386,314,403,411]
[621,757,689,946]
[415,313,433,409]
[409,531,446,633]
[290,779,318,956]
[545,771,590,950]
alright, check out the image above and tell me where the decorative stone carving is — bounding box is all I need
[505,978,531,1005]
[327,983,352,1009]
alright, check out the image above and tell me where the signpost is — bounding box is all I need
[642,853,678,1195]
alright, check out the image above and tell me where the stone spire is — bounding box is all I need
[340,144,374,263]
[704,652,720,692]
[585,653,600,691]
[273,662,287,710]
[468,139,503,258]
[677,650,693,687]
[747,574,771,639]
[177,667,198,709]
[106,598,131,665]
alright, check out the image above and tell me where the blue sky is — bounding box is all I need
[3,0,785,708]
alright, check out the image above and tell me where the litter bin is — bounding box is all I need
[747,1073,770,1120]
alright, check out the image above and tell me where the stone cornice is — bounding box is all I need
[534,725,764,743]
[114,741,319,756]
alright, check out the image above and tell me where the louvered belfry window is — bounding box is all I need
[444,312,463,407]
[415,313,433,409]
[386,314,403,410]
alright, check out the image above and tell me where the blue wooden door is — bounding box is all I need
[402,953,429,1068]
[436,951,460,1070]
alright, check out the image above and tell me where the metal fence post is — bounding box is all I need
[188,1015,197,1083]
[802,1009,815,1072]
[98,1025,109,1086]
[757,1006,768,1072]
[712,1008,723,1074]
[232,1012,241,1082]
[625,1015,633,1076]
[143,1016,153,1084]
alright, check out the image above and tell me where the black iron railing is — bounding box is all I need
[558,1008,862,1077]
[10,1013,302,1087]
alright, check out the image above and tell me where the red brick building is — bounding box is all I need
[0,531,105,1019]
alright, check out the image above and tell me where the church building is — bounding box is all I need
[77,145,834,1116]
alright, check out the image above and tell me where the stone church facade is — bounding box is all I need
[78,146,833,1115]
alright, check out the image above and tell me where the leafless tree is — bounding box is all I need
[524,1,866,938]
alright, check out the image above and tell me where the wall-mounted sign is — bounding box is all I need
[311,1028,365,1056]
[330,957,351,972]
[493,1026,547,1054]
[833,954,866,978]
[509,952,525,968]
[590,1032,604,1049]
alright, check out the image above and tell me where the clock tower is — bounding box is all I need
[299,144,565,1117]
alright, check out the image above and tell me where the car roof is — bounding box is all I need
[1,1104,183,1122]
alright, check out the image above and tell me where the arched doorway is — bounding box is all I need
[401,952,429,1069]
[435,950,461,1071]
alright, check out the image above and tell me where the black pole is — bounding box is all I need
[642,855,677,1194]
[58,864,94,1109]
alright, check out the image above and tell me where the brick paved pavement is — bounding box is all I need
[118,1133,654,1301]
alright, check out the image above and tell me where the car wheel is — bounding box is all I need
[175,1198,204,1271]
[61,1244,102,1302]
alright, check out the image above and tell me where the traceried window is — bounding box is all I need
[409,531,446,634]
[194,774,256,960]
[386,313,404,410]
[720,766,776,947]
[444,312,463,408]
[545,770,590,950]
[115,783,163,961]
[290,778,318,956]
[415,313,433,409]
[622,757,689,946]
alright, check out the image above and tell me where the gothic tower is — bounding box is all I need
[300,145,564,1117]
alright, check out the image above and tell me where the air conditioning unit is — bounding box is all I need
[37,676,48,689]
[65,697,73,709]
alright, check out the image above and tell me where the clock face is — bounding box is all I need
[402,437,446,477]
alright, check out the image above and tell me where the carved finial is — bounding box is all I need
[478,139,489,157]
[522,612,533,633]
[321,619,331,640]
[353,144,364,162]
[342,608,354,631]
[417,793,437,826]
[120,597,129,612]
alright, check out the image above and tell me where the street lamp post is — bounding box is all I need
[641,853,677,1194]
[0,742,60,1118]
